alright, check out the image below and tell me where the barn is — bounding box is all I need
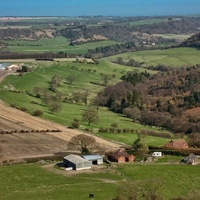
[107,149,136,163]
[63,154,92,170]
[81,154,103,165]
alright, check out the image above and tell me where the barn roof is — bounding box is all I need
[63,154,91,164]
[181,153,197,164]
[81,154,103,161]
[163,139,188,148]
[108,149,134,159]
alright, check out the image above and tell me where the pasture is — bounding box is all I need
[4,37,118,54]
[0,60,168,147]
[0,162,200,200]
[104,47,200,67]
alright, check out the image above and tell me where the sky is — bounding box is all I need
[0,0,200,17]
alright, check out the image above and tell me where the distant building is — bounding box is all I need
[181,153,197,165]
[107,149,136,163]
[163,139,189,149]
[63,154,92,170]
[81,154,103,165]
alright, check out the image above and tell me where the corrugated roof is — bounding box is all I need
[63,154,91,164]
[81,154,103,161]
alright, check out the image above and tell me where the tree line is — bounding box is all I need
[96,66,200,134]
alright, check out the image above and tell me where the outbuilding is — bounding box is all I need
[107,149,136,163]
[81,154,103,165]
[180,153,197,165]
[63,154,92,170]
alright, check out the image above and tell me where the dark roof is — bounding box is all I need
[109,149,133,159]
[181,153,196,164]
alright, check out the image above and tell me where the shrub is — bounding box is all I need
[33,110,43,117]
[71,119,80,129]
[20,107,28,112]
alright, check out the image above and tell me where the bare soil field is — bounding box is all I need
[0,100,120,162]
[0,67,120,163]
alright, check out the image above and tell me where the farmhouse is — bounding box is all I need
[81,154,103,165]
[180,153,197,165]
[63,154,92,170]
[163,139,189,149]
[107,149,136,163]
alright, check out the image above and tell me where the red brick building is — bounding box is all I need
[163,139,189,149]
[107,149,136,163]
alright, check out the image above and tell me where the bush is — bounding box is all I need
[33,110,43,116]
[71,119,80,129]
[20,107,28,112]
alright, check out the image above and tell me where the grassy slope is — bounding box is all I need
[118,164,200,199]
[104,47,200,67]
[0,163,200,200]
[0,60,168,147]
[0,164,122,200]
[5,37,118,54]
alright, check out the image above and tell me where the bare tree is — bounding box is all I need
[82,109,99,125]
[49,101,62,114]
[81,89,90,105]
[66,76,75,85]
[68,134,98,153]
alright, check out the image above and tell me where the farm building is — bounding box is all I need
[107,149,136,163]
[63,154,92,170]
[81,154,103,165]
[152,152,163,157]
[163,139,189,149]
[181,153,197,165]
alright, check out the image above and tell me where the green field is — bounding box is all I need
[104,47,200,67]
[0,162,200,200]
[96,132,170,146]
[4,37,118,54]
[0,59,169,146]
[127,18,169,26]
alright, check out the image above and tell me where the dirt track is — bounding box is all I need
[0,68,121,162]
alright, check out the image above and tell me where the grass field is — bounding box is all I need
[0,162,200,200]
[127,18,169,26]
[0,60,168,146]
[153,34,192,41]
[104,47,200,67]
[96,132,170,146]
[4,37,118,54]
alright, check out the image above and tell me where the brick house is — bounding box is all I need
[163,139,189,149]
[107,149,136,163]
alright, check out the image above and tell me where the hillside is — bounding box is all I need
[181,32,200,48]
[0,100,120,162]
[97,66,200,136]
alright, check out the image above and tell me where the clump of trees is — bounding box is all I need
[96,67,200,135]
